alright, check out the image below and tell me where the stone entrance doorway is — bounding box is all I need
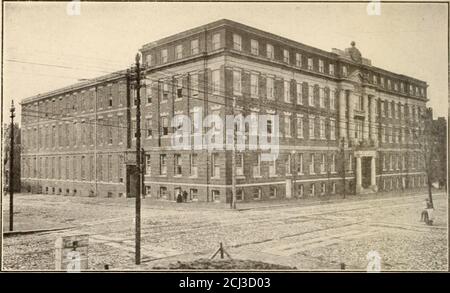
[355,151,378,194]
[362,157,372,188]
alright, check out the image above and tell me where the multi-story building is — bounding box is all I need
[20,19,429,202]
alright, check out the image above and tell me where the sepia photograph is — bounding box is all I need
[1,0,448,276]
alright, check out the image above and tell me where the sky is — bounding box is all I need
[2,2,448,125]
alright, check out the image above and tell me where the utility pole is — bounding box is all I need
[9,100,15,231]
[231,98,237,209]
[341,137,346,199]
[134,53,142,265]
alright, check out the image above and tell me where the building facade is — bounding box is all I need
[20,19,429,202]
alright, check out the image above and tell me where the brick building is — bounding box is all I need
[20,19,429,202]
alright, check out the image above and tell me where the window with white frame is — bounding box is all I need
[161,49,168,63]
[284,80,290,103]
[146,54,153,66]
[175,44,183,59]
[160,116,169,136]
[251,74,259,98]
[212,33,221,50]
[253,153,261,177]
[174,154,182,176]
[298,184,304,197]
[236,153,244,176]
[319,88,325,108]
[146,118,152,138]
[330,89,336,110]
[319,117,326,139]
[296,82,303,105]
[297,114,304,138]
[266,77,274,100]
[310,154,315,174]
[348,154,353,171]
[308,85,314,106]
[320,154,326,173]
[330,119,336,140]
[269,186,277,198]
[162,81,169,101]
[373,75,378,84]
[233,70,242,95]
[319,59,324,73]
[329,64,335,75]
[394,82,398,91]
[297,153,303,174]
[331,182,336,194]
[309,115,315,139]
[211,153,220,178]
[191,39,199,55]
[380,77,384,87]
[233,33,242,51]
[252,188,261,200]
[308,57,313,70]
[321,182,326,195]
[342,65,348,76]
[283,49,290,63]
[251,39,259,55]
[331,154,336,173]
[284,115,291,137]
[160,154,167,175]
[190,73,199,96]
[176,78,183,99]
[286,154,292,175]
[269,156,277,177]
[190,154,198,177]
[212,70,220,95]
[296,53,302,67]
[266,44,274,59]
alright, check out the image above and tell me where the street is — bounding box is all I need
[2,190,448,271]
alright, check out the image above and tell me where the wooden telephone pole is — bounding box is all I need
[134,54,142,265]
[9,100,15,231]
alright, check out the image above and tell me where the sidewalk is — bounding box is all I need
[141,188,440,211]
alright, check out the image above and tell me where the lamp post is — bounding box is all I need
[9,100,15,231]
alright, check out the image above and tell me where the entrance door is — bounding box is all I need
[362,157,371,188]
[175,187,182,202]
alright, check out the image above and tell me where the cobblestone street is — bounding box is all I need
[2,190,448,271]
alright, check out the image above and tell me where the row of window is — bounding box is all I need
[379,125,422,144]
[379,175,426,191]
[380,153,424,171]
[21,154,125,183]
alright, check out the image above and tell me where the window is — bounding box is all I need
[190,189,199,201]
[250,74,259,97]
[159,186,168,199]
[296,82,303,105]
[310,184,315,196]
[319,59,324,73]
[269,156,277,177]
[321,182,326,195]
[175,44,183,59]
[297,114,304,138]
[330,89,336,110]
[161,49,168,63]
[394,82,398,91]
[191,39,199,54]
[145,155,151,175]
[266,44,274,59]
[212,33,221,50]
[308,85,314,106]
[176,78,183,99]
[160,116,169,136]
[160,154,167,175]
[253,154,261,177]
[331,154,336,173]
[236,153,244,176]
[212,70,220,95]
[342,65,348,77]
[266,77,274,100]
[286,154,292,174]
[174,154,182,176]
[284,80,290,103]
[308,58,313,70]
[283,49,290,63]
[252,188,261,200]
[355,95,363,111]
[162,81,169,101]
[211,153,220,178]
[269,187,277,198]
[330,119,336,140]
[355,120,363,140]
[329,64,335,75]
[319,88,325,108]
[146,54,153,66]
[284,115,291,137]
[319,117,325,139]
[296,153,304,174]
[233,33,242,51]
[298,184,304,197]
[309,115,315,139]
[295,53,302,67]
[146,83,152,104]
[233,70,242,95]
[251,39,259,55]
[190,154,198,177]
[348,154,353,171]
[310,154,315,174]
